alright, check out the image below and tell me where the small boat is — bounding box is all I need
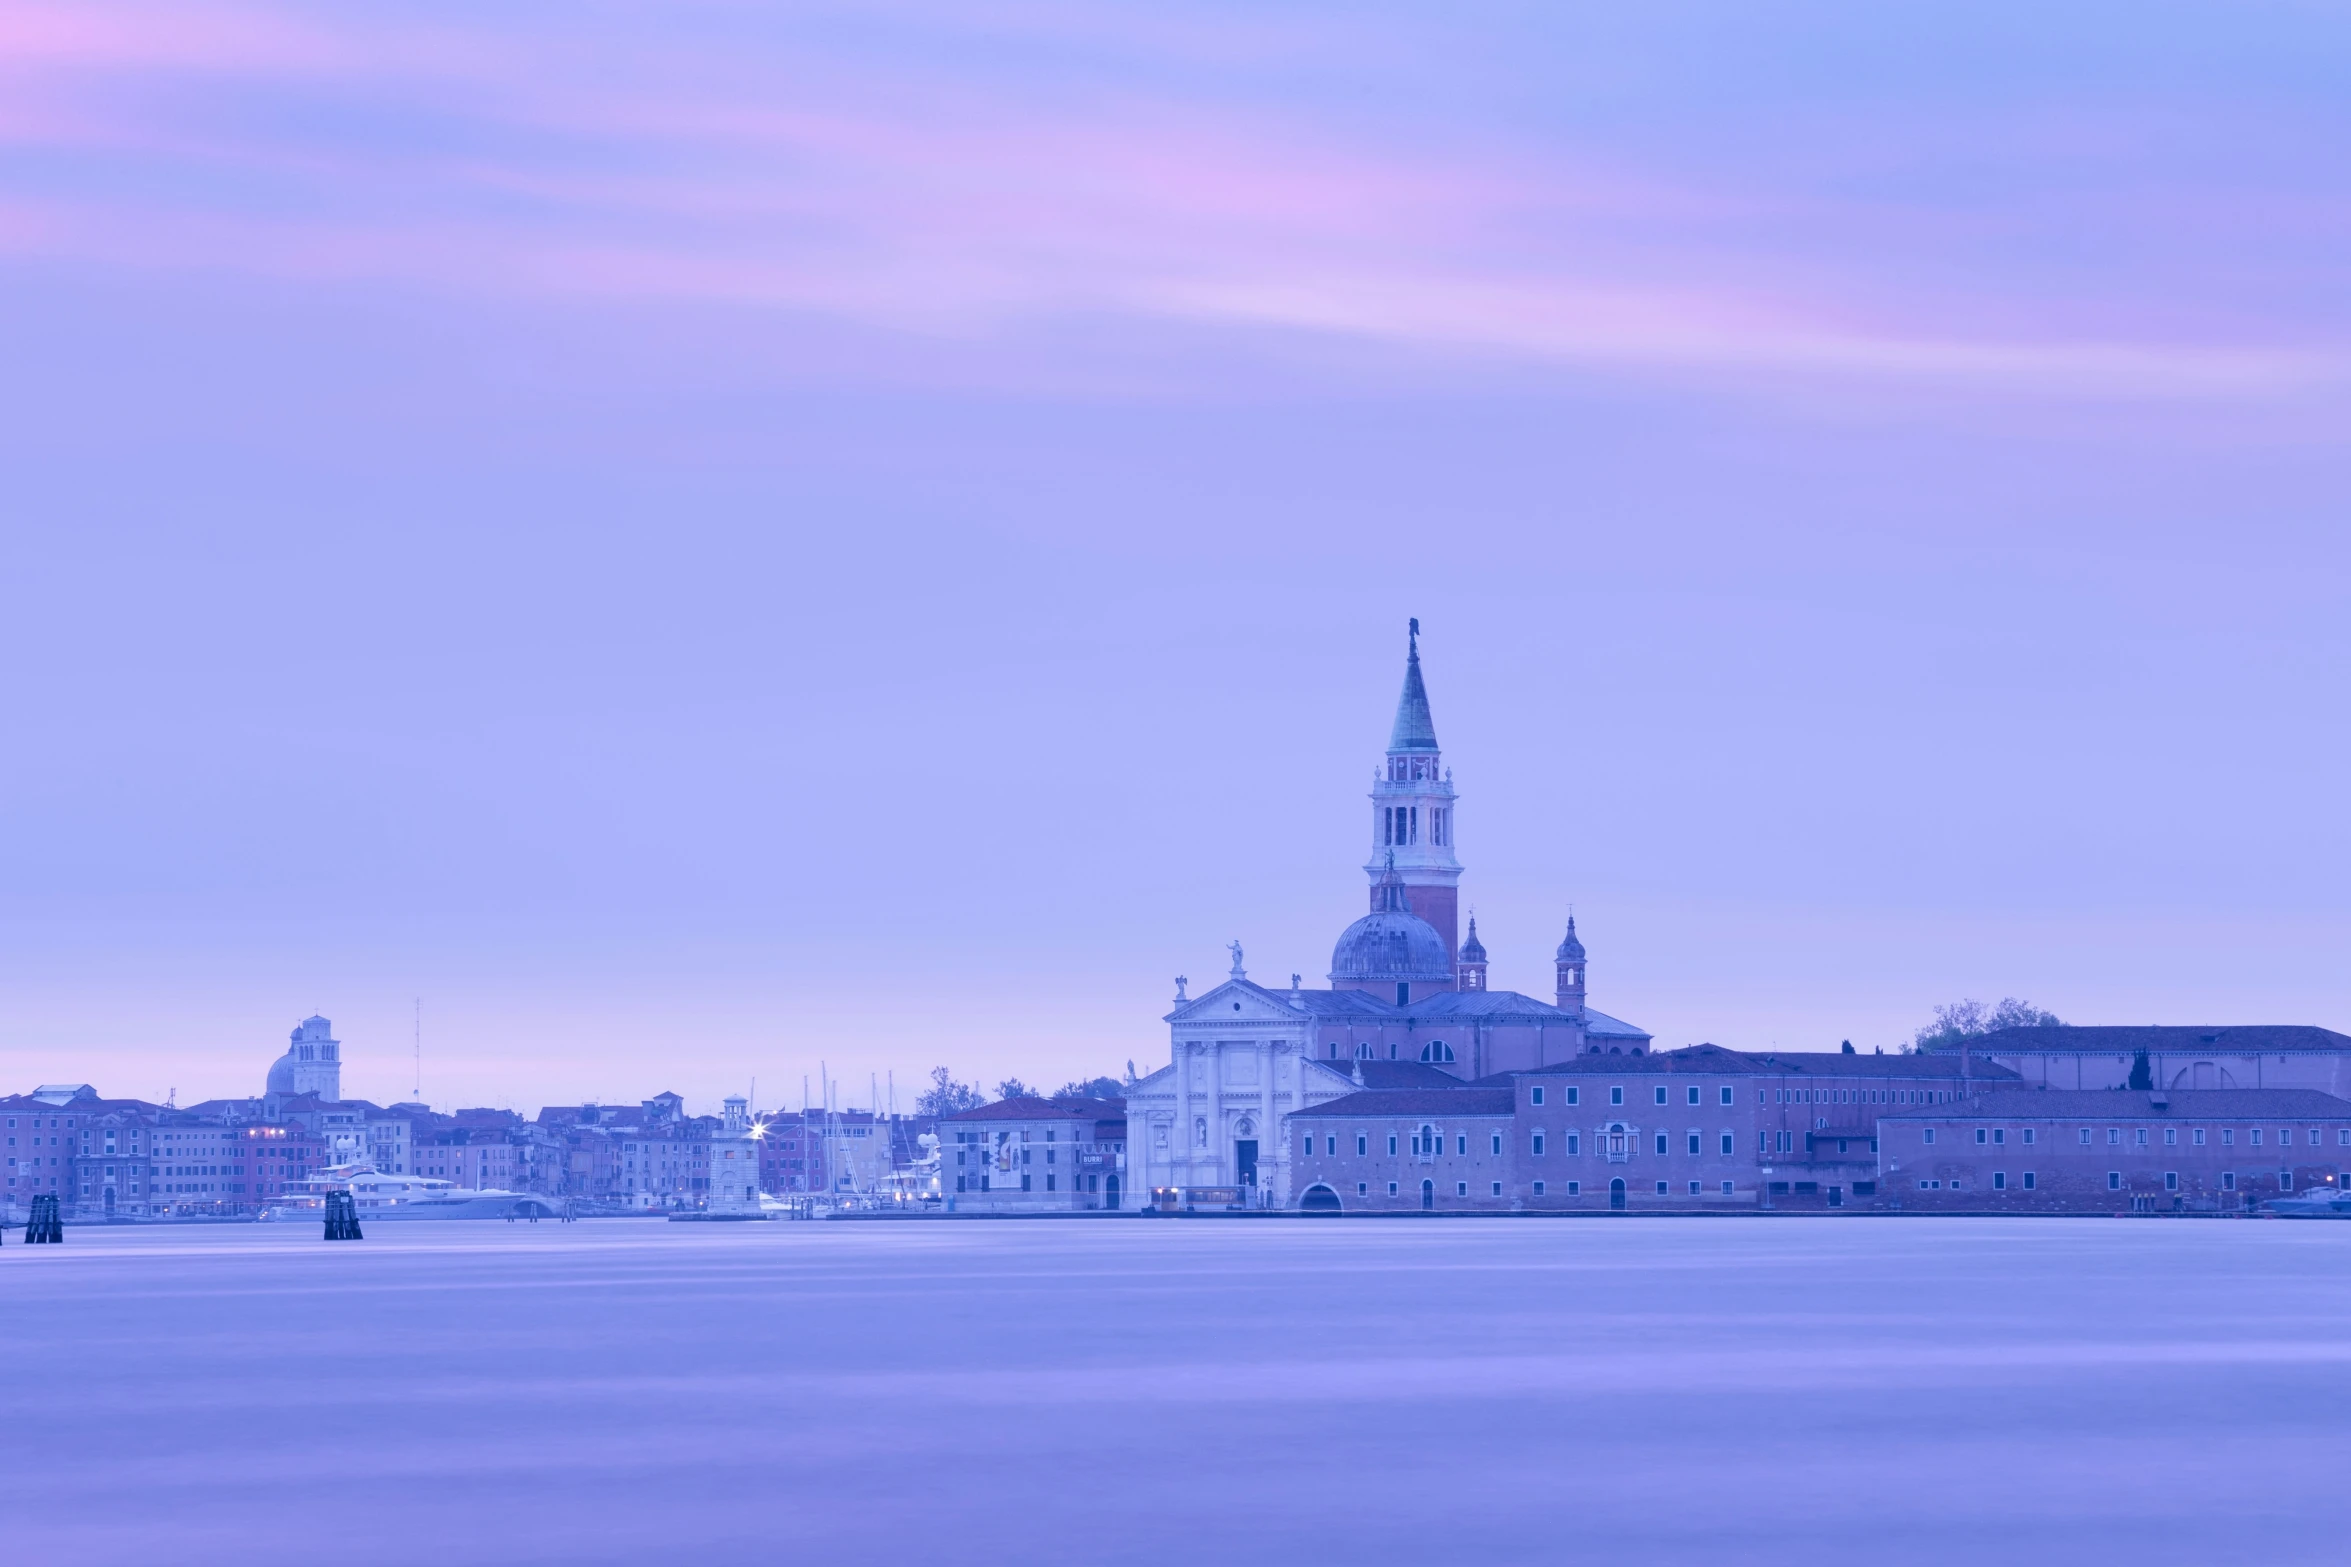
[269,1166,563,1221]
[2266,1190,2351,1219]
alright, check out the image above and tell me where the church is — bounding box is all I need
[1125,624,1652,1207]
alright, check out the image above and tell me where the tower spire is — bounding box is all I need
[1366,620,1460,962]
[1389,619,1439,753]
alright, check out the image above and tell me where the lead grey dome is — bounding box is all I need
[1330,907,1453,984]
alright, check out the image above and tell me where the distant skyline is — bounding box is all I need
[5,3,2349,1111]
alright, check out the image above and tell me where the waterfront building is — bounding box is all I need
[940,1096,1121,1211]
[1966,1024,2351,1096]
[1129,625,1653,1206]
[1878,1088,2351,1212]
[707,1096,761,1215]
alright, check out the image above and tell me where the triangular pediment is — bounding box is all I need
[1164,978,1305,1025]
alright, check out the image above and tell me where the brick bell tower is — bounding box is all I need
[1366,619,1462,963]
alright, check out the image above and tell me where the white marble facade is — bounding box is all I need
[1126,947,1359,1205]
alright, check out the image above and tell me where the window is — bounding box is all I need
[2339,1129,2350,1148]
[1720,1086,1733,1106]
[2282,1170,2295,1191]
[1686,1086,1700,1106]
[1924,1128,1936,1145]
[2078,1127,2092,1145]
[2311,1128,2324,1148]
[1457,1135,1468,1156]
[1687,1132,1701,1156]
[1327,1136,1337,1155]
[1532,1133,1546,1156]
[1610,1087,1623,1107]
[2223,1128,2235,1146]
[2107,1128,2122,1146]
[2251,1128,2264,1148]
[1490,1132,1503,1155]
[2194,1128,2207,1146]
[1993,1172,2007,1190]
[1566,1181,1580,1195]
[1654,1133,1669,1155]
[1721,1180,1734,1195]
[2222,1172,2237,1191]
[1566,1087,1580,1107]
[2134,1128,2148,1148]
[1302,1135,1314,1159]
[1688,1180,1701,1195]
[1386,1181,1398,1196]
[1387,1135,1398,1156]
[1490,1181,1502,1196]
[1566,1133,1580,1156]
[1531,1087,1545,1107]
[1357,1182,1368,1195]
[1654,1086,1668,1106]
[2163,1127,2177,1146]
[1720,1132,1735,1155]
[1975,1128,1987,1145]
[2022,1171,2036,1190]
[2164,1171,2179,1192]
[2107,1171,2122,1191]
[1419,1041,1455,1064]
[1533,1180,1546,1195]
[1356,1134,1367,1156]
[2023,1128,2036,1145]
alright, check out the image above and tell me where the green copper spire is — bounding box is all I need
[1388,618,1439,753]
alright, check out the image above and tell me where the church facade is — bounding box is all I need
[1125,625,1652,1207]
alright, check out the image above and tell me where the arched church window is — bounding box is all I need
[1419,1041,1455,1064]
[1355,1042,1375,1060]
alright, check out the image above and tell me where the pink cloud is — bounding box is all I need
[0,0,2335,402]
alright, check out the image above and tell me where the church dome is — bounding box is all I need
[1330,908,1453,984]
[1336,853,1455,985]
[265,1050,298,1094]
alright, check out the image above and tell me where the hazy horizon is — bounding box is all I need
[6,3,2349,1113]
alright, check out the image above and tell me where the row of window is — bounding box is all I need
[1922,1170,2321,1193]
[1304,1128,1748,1159]
[1927,1125,2348,1148]
[1524,1084,1957,1109]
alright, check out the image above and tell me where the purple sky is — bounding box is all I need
[4,2,2349,1113]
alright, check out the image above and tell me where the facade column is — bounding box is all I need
[1173,1040,1191,1192]
[1208,1040,1224,1186]
[1262,1041,1277,1206]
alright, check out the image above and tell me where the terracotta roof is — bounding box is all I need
[1965,1025,2351,1054]
[1290,1089,1515,1118]
[939,1096,1091,1123]
[1885,1088,2351,1120]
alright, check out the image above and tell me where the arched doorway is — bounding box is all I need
[1105,1173,1121,1210]
[1420,1178,1435,1211]
[1299,1184,1342,1214]
[1609,1177,1626,1211]
[102,1186,115,1214]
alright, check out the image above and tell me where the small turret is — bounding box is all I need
[1457,917,1488,991]
[1554,917,1586,1019]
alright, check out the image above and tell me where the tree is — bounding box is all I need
[994,1077,1034,1102]
[915,1066,985,1116]
[1055,1076,1124,1102]
[1912,997,2062,1053]
[2127,1049,2153,1091]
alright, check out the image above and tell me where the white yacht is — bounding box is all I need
[269,1166,563,1222]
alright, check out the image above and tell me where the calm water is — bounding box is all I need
[5,1216,2346,1564]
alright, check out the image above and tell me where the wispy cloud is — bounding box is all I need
[0,0,2338,400]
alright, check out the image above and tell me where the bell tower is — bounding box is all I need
[1367,620,1462,961]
